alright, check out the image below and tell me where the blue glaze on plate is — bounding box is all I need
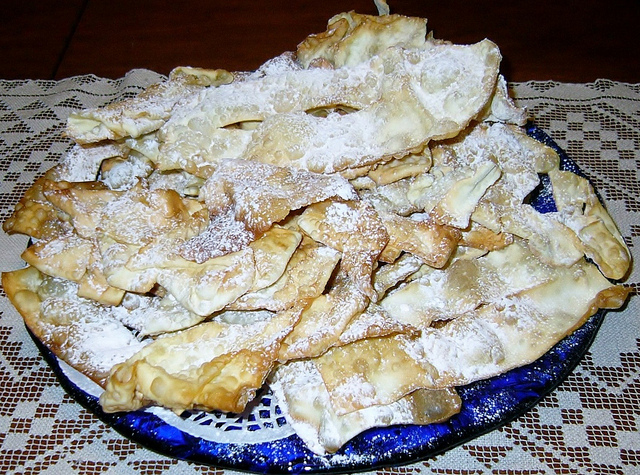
[28,124,608,474]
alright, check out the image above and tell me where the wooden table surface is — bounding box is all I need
[2,0,639,82]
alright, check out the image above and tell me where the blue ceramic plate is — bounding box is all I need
[28,124,608,474]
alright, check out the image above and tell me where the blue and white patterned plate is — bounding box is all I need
[27,124,609,473]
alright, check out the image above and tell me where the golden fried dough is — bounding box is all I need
[21,234,93,282]
[230,235,340,311]
[76,243,126,306]
[154,247,256,316]
[549,168,631,279]
[408,161,501,228]
[298,200,388,300]
[414,258,630,388]
[278,275,369,360]
[66,68,234,144]
[379,240,554,327]
[2,168,95,240]
[378,211,461,266]
[201,159,357,235]
[367,149,432,185]
[296,11,428,68]
[501,204,585,266]
[314,333,439,415]
[270,359,460,454]
[100,303,305,414]
[248,41,501,173]
[247,226,303,291]
[372,253,424,299]
[2,267,146,386]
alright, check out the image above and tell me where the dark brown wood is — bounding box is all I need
[54,0,382,79]
[0,0,86,80]
[400,0,640,84]
[1,0,639,83]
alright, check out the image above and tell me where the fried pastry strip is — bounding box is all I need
[415,258,630,387]
[43,180,209,244]
[358,177,420,216]
[314,333,439,415]
[459,221,513,252]
[112,292,205,337]
[315,257,628,412]
[21,232,125,306]
[230,235,340,312]
[201,159,357,236]
[372,253,424,299]
[21,233,93,283]
[66,67,234,143]
[377,211,461,266]
[100,303,305,414]
[76,243,126,305]
[366,149,432,185]
[2,169,100,240]
[475,75,528,126]
[246,226,303,291]
[247,41,501,173]
[429,122,560,234]
[549,168,631,280]
[297,200,389,300]
[153,248,256,316]
[278,275,369,361]
[407,161,501,229]
[156,53,383,174]
[296,11,429,68]
[59,142,125,183]
[103,227,302,316]
[379,240,554,327]
[270,359,460,455]
[500,204,585,266]
[2,267,146,386]
[178,209,254,262]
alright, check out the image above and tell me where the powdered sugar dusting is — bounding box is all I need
[323,202,360,234]
[179,209,254,263]
[59,143,122,182]
[100,155,153,191]
[38,277,148,380]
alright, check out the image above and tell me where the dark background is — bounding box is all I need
[2,0,639,82]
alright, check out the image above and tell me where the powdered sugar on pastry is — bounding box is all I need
[66,68,234,144]
[247,41,501,173]
[179,209,254,263]
[59,142,124,182]
[201,158,357,235]
[2,267,147,386]
[270,358,460,455]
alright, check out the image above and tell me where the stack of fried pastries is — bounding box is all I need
[2,11,631,455]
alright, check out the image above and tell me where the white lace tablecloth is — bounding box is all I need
[0,72,638,474]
